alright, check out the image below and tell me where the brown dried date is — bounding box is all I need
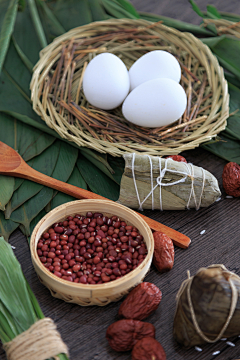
[118,282,162,320]
[106,319,155,352]
[132,337,166,360]
[153,232,174,272]
[166,155,187,163]
[222,162,240,197]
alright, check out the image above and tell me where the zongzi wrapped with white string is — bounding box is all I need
[118,153,221,210]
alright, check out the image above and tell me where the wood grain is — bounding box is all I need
[2,1,240,360]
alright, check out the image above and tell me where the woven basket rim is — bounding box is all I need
[30,18,229,157]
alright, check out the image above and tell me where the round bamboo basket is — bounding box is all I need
[30,199,154,306]
[30,19,229,156]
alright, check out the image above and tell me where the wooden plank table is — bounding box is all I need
[1,1,240,359]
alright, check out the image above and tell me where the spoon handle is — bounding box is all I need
[8,158,191,248]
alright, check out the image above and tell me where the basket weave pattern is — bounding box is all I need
[30,19,229,156]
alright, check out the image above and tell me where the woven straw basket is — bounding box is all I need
[30,19,229,156]
[30,199,154,306]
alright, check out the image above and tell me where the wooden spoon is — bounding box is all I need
[0,141,190,248]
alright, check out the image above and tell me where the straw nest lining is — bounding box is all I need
[30,19,229,157]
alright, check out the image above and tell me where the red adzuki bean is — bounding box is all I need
[37,212,147,285]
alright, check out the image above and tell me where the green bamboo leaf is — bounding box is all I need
[11,35,33,72]
[202,134,240,164]
[29,208,47,238]
[0,212,19,240]
[80,148,114,174]
[224,73,240,89]
[50,166,87,210]
[206,5,221,19]
[14,178,24,191]
[101,0,137,19]
[0,238,37,334]
[10,186,54,236]
[202,36,240,80]
[228,82,240,114]
[139,12,213,35]
[51,141,78,182]
[88,0,108,21]
[13,1,42,64]
[77,155,120,201]
[115,0,140,18]
[36,0,65,37]
[107,155,125,185]
[224,115,240,141]
[218,12,240,22]
[80,149,116,182]
[5,182,42,219]
[5,140,60,218]
[0,237,69,359]
[28,0,47,48]
[0,0,18,75]
[0,113,55,161]
[0,176,14,211]
[51,0,93,31]
[189,0,204,18]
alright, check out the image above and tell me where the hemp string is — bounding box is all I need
[131,153,205,211]
[3,317,69,360]
[175,264,239,343]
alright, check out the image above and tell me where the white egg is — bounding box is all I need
[129,50,181,91]
[122,78,187,128]
[83,53,130,110]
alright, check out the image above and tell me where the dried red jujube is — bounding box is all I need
[166,155,187,163]
[106,319,155,352]
[132,337,166,360]
[37,212,147,285]
[153,232,174,272]
[222,162,240,197]
[118,282,162,320]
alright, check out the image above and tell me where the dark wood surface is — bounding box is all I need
[2,1,240,360]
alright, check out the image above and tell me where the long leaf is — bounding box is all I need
[28,0,47,48]
[77,155,120,201]
[11,35,33,72]
[0,113,55,161]
[202,134,240,164]
[10,186,54,236]
[0,238,37,333]
[139,12,212,35]
[0,176,14,211]
[88,0,109,21]
[206,5,221,19]
[0,0,18,74]
[101,0,138,19]
[36,0,65,35]
[189,0,204,18]
[80,150,116,182]
[0,212,19,240]
[202,36,240,80]
[51,0,93,31]
[13,0,42,64]
[50,166,87,210]
[115,0,140,18]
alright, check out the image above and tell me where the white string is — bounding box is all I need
[131,154,205,211]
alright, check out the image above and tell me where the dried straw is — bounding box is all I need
[30,19,229,156]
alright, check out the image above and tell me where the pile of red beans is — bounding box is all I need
[37,212,148,284]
